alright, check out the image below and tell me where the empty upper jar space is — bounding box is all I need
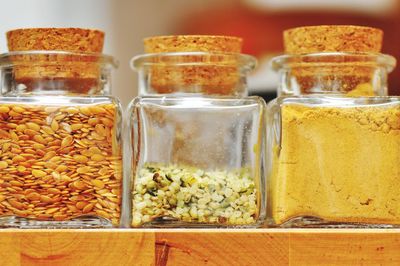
[1,28,117,95]
[272,25,396,96]
[131,35,256,96]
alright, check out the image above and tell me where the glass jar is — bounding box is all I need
[128,52,266,227]
[267,52,399,227]
[0,51,123,228]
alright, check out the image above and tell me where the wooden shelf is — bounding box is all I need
[1,229,400,265]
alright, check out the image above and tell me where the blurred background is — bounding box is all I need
[0,0,399,105]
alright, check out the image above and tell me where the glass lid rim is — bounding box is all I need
[130,51,257,70]
[0,50,119,67]
[272,52,397,69]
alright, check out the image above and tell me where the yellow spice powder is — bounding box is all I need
[272,103,400,225]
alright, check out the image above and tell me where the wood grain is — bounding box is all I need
[156,229,288,266]
[0,229,400,266]
[0,229,155,266]
[290,229,400,266]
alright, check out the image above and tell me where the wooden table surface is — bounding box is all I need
[1,229,399,266]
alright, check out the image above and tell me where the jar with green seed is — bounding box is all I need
[128,35,266,227]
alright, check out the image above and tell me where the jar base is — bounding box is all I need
[271,216,400,228]
[134,217,262,228]
[0,216,114,229]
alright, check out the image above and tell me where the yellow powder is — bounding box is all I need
[272,103,400,225]
[347,83,375,96]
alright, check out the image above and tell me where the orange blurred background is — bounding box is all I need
[176,0,400,99]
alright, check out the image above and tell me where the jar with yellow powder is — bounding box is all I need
[267,25,399,227]
[128,36,266,227]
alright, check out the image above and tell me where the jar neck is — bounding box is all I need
[2,76,112,96]
[131,52,256,97]
[0,51,117,96]
[272,52,396,96]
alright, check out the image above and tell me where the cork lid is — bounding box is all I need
[7,28,104,52]
[5,28,107,92]
[284,25,383,54]
[140,35,249,96]
[144,35,242,53]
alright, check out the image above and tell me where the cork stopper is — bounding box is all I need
[284,25,383,54]
[144,35,242,53]
[6,28,105,93]
[7,28,104,52]
[281,25,385,96]
[142,35,245,95]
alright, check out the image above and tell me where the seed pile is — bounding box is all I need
[132,164,258,227]
[0,103,122,225]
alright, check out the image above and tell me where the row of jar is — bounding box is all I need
[0,26,399,228]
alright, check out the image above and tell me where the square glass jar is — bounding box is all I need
[267,52,400,227]
[0,52,123,228]
[127,96,266,227]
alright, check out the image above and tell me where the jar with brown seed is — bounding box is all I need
[0,50,123,228]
